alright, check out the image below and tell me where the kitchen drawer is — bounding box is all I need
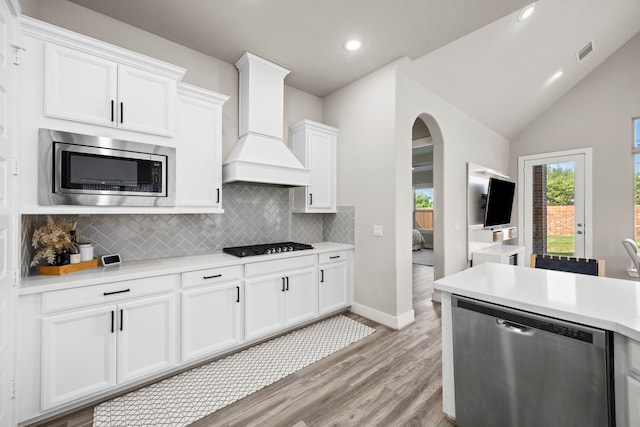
[182,265,241,289]
[319,250,351,264]
[245,255,316,277]
[42,274,179,313]
[630,339,640,376]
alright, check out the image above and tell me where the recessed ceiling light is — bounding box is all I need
[518,3,535,22]
[550,68,564,82]
[343,40,362,51]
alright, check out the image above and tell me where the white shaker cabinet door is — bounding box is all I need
[319,261,349,315]
[629,376,640,427]
[41,305,117,410]
[181,282,243,362]
[117,65,176,136]
[116,294,176,384]
[284,267,318,326]
[244,274,286,341]
[44,43,117,128]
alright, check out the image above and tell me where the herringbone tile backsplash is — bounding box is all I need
[22,184,354,276]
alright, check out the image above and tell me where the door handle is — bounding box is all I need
[111,310,115,333]
[309,193,313,205]
[282,277,286,292]
[496,319,533,335]
[203,274,222,279]
[320,269,324,283]
[577,230,584,235]
[120,309,124,331]
[285,276,289,291]
[120,102,124,123]
[111,100,115,122]
[236,286,240,303]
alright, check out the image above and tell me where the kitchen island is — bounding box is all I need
[435,262,640,427]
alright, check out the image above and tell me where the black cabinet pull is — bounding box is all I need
[120,102,124,123]
[320,269,324,283]
[111,310,114,333]
[216,188,220,204]
[236,286,240,303]
[103,289,130,296]
[282,277,286,292]
[110,100,114,122]
[120,309,123,331]
[329,255,341,259]
[286,276,289,291]
[309,193,313,205]
[203,274,222,279]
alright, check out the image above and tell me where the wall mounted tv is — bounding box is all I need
[483,177,516,228]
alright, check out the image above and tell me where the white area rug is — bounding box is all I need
[93,315,375,426]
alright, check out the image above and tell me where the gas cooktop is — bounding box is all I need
[223,242,314,257]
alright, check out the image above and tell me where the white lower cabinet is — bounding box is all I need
[181,266,243,363]
[116,294,176,384]
[628,376,640,427]
[41,305,116,410]
[318,251,351,315]
[244,255,318,341]
[40,278,178,411]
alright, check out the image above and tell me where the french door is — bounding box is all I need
[519,149,592,264]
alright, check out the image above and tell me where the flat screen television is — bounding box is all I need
[483,177,516,228]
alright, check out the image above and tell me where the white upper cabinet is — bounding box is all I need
[176,83,229,211]
[291,120,338,213]
[44,43,177,137]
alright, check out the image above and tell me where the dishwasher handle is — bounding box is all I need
[496,318,534,335]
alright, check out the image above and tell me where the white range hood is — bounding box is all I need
[222,52,310,187]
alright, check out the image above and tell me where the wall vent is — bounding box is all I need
[577,41,594,62]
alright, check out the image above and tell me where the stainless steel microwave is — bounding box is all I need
[38,128,176,206]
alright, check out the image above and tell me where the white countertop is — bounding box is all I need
[20,242,353,295]
[435,262,640,341]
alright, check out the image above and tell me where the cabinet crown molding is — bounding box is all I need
[20,16,186,81]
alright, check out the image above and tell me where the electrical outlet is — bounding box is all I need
[373,225,383,236]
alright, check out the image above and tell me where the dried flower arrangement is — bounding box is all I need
[30,216,78,267]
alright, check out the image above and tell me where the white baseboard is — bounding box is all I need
[350,302,415,330]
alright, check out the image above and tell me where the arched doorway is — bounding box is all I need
[410,114,444,306]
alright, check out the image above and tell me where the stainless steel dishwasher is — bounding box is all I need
[452,295,615,427]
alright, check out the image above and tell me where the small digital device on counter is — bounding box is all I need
[101,254,122,266]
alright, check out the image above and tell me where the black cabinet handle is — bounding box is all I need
[236,286,240,303]
[320,269,324,283]
[329,255,341,259]
[216,188,220,204]
[110,100,114,122]
[309,193,313,205]
[111,310,114,333]
[120,309,123,331]
[286,276,289,291]
[282,277,286,292]
[120,102,124,123]
[103,289,130,296]
[203,274,222,279]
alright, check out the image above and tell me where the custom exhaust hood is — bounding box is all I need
[222,52,310,187]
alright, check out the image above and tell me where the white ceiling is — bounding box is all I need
[403,0,640,138]
[66,0,640,139]
[66,0,531,98]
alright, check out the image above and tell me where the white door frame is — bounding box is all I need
[518,148,593,264]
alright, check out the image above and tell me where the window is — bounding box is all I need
[633,119,640,242]
[414,187,433,230]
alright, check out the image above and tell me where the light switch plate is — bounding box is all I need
[373,225,383,236]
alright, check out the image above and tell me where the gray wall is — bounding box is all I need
[509,32,640,279]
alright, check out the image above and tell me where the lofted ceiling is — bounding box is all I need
[66,0,531,98]
[65,0,640,139]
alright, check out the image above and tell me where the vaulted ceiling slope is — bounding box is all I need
[403,0,640,139]
[66,0,640,140]
[67,0,531,97]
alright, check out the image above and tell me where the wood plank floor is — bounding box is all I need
[34,264,454,427]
